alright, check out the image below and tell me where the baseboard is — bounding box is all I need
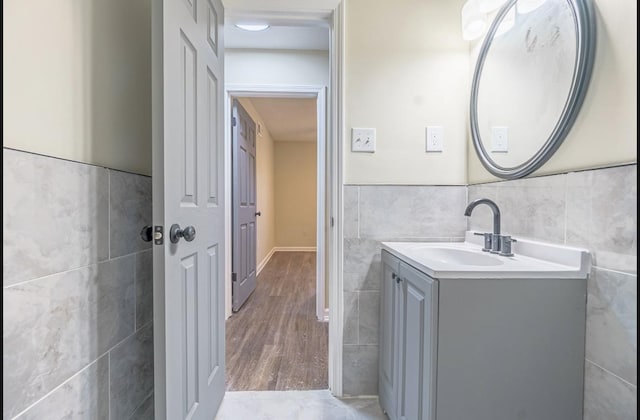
[256,247,276,276]
[272,246,317,252]
[256,246,318,277]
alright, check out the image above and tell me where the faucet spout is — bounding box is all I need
[464,198,501,235]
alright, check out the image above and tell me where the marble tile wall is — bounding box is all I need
[3,149,154,420]
[342,185,468,396]
[468,164,637,419]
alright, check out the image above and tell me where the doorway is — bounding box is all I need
[219,8,345,395]
[226,88,327,390]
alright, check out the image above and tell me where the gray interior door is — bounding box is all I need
[232,100,257,311]
[152,0,225,417]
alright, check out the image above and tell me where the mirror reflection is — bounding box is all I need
[470,0,596,179]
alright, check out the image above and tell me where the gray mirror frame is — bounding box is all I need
[470,0,596,179]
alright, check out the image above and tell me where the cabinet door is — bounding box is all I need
[379,251,400,418]
[397,262,438,420]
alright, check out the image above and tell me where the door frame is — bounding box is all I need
[222,2,344,396]
[225,85,327,320]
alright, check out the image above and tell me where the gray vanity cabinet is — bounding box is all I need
[379,250,438,420]
[379,249,587,420]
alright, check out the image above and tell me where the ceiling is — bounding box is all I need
[224,4,327,142]
[248,97,317,142]
[225,24,329,50]
[222,0,341,11]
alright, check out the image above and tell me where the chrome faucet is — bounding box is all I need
[464,198,502,254]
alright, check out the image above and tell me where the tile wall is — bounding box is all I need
[342,185,468,395]
[3,147,635,420]
[467,164,637,419]
[3,149,154,420]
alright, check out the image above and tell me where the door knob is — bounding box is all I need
[140,225,153,242]
[169,224,196,243]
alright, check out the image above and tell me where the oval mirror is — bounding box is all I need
[470,0,596,179]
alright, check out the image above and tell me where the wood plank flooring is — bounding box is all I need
[225,251,328,391]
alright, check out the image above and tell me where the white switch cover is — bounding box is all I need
[426,126,444,152]
[491,126,508,152]
[351,128,376,152]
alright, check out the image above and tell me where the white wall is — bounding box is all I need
[3,0,152,175]
[226,49,330,87]
[344,0,469,185]
[468,0,638,183]
[274,141,318,247]
[237,98,277,269]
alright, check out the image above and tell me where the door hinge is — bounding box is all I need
[330,217,335,228]
[232,117,237,127]
[154,225,164,245]
[232,272,237,282]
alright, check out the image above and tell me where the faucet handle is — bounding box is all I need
[474,232,493,252]
[499,235,517,257]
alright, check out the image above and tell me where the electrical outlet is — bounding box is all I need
[426,126,444,152]
[491,126,508,152]
[351,128,376,152]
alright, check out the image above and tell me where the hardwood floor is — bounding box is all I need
[226,251,328,391]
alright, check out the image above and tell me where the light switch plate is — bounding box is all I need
[426,126,444,152]
[351,128,376,152]
[491,126,508,152]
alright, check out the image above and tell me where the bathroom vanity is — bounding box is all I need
[378,233,591,420]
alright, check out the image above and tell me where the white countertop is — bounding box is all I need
[381,232,591,279]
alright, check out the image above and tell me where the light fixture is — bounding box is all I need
[478,0,506,13]
[517,0,546,14]
[495,7,516,36]
[235,23,270,32]
[461,0,488,41]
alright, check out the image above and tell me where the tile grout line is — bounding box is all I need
[108,169,112,260]
[2,147,152,178]
[126,390,154,420]
[10,355,105,420]
[3,249,152,290]
[585,358,637,388]
[356,290,360,345]
[357,186,360,239]
[108,352,112,420]
[16,318,156,418]
[592,265,637,277]
[133,252,137,331]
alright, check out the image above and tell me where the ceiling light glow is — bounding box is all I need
[235,23,270,32]
[462,0,488,41]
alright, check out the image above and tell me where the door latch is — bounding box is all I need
[154,226,164,245]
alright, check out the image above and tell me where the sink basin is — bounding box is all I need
[381,232,591,279]
[415,247,504,266]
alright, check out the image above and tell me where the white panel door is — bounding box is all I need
[152,0,225,418]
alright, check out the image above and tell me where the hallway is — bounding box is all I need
[226,252,328,391]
